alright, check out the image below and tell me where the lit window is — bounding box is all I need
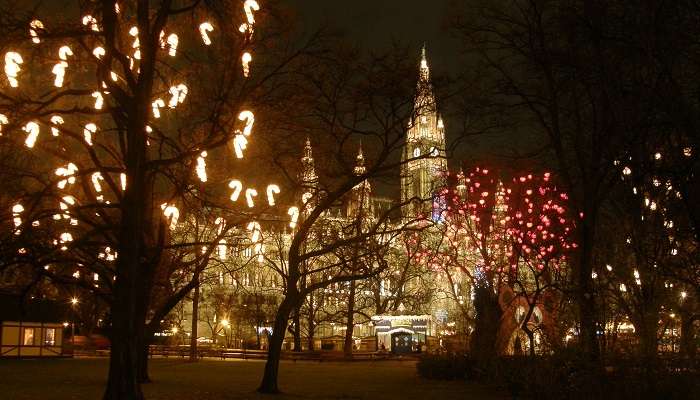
[515,306,526,324]
[44,328,56,346]
[533,307,543,325]
[23,328,35,345]
[413,147,420,158]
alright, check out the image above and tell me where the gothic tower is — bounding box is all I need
[300,137,319,212]
[347,144,373,219]
[401,46,448,218]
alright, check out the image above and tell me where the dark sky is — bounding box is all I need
[285,1,532,170]
[286,0,459,77]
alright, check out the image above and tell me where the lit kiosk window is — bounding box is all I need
[23,327,35,345]
[44,328,56,346]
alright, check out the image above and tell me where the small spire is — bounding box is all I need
[457,167,467,192]
[420,44,428,70]
[354,144,366,175]
[304,136,313,158]
[301,136,318,187]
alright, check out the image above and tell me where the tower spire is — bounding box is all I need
[401,44,448,219]
[349,143,372,218]
[419,44,430,81]
[301,136,318,188]
[354,143,366,175]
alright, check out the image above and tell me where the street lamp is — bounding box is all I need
[69,297,78,352]
[220,319,230,347]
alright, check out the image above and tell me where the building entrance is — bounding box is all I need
[391,332,412,353]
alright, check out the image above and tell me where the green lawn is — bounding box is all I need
[0,357,507,399]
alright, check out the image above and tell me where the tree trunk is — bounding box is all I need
[636,313,659,365]
[189,276,200,362]
[307,298,315,352]
[103,278,148,400]
[258,296,295,393]
[292,307,301,352]
[103,98,153,399]
[470,282,502,366]
[138,336,151,384]
[343,280,356,358]
[576,212,600,362]
[525,328,535,357]
[680,314,697,359]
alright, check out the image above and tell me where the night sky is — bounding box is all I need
[284,1,526,171]
[287,0,458,76]
[283,0,469,195]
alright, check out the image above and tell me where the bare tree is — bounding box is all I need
[0,1,322,398]
[447,0,700,361]
[255,45,441,392]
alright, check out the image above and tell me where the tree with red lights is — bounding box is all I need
[417,167,510,363]
[505,172,577,355]
[418,167,577,359]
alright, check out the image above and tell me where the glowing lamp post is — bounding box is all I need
[221,319,230,348]
[70,297,78,351]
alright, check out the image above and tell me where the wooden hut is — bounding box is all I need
[0,294,68,357]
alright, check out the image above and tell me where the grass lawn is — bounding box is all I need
[0,357,507,399]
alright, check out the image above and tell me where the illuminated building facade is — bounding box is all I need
[178,48,464,353]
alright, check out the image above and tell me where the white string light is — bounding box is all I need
[266,184,280,206]
[93,46,105,59]
[233,134,247,158]
[168,84,188,108]
[92,91,104,109]
[288,206,299,228]
[29,20,44,44]
[152,98,164,118]
[196,151,207,182]
[241,52,252,77]
[245,188,258,207]
[84,123,97,146]
[167,34,178,56]
[161,203,180,229]
[238,110,255,136]
[56,163,78,189]
[50,115,64,136]
[23,121,40,148]
[199,22,214,45]
[0,114,8,135]
[52,62,67,87]
[229,180,243,201]
[82,15,99,31]
[5,52,23,87]
[12,203,24,232]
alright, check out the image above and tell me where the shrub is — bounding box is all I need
[416,354,475,380]
[492,352,700,400]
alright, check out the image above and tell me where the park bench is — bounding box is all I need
[220,349,267,360]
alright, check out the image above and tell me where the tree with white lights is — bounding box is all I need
[0,1,317,398]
